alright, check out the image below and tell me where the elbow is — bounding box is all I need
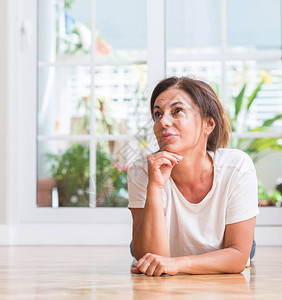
[237,258,249,273]
[229,254,249,274]
[226,264,246,274]
[232,264,246,274]
[224,248,249,273]
[227,247,249,274]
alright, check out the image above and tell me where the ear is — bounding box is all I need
[204,117,216,134]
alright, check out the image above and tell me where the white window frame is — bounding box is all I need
[8,0,282,245]
[12,0,165,227]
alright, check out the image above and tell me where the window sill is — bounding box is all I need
[256,206,282,226]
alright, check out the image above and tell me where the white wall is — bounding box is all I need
[255,152,282,190]
[0,0,8,224]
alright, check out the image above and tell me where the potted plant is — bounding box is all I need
[45,144,129,207]
[258,182,282,207]
[97,162,129,207]
[37,178,57,207]
[45,143,90,207]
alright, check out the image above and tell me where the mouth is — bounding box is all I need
[161,133,178,141]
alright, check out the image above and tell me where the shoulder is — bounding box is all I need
[127,156,148,182]
[213,148,255,173]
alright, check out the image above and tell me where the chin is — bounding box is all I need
[160,143,180,153]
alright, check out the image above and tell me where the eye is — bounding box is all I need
[173,107,184,116]
[153,111,162,120]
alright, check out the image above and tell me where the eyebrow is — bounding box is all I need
[153,101,185,111]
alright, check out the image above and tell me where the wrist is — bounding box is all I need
[177,256,192,274]
[147,182,163,192]
[145,183,164,208]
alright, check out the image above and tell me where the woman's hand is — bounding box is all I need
[131,253,183,276]
[147,151,183,188]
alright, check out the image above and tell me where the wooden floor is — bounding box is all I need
[0,246,281,299]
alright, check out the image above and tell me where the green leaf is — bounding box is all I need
[248,127,268,133]
[246,81,263,111]
[248,138,282,153]
[234,84,247,119]
[262,114,282,127]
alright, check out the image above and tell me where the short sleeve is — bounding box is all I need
[226,156,260,225]
[127,158,148,208]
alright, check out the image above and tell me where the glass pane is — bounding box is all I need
[95,0,147,63]
[166,0,221,60]
[37,140,90,207]
[38,0,91,63]
[229,138,282,207]
[226,60,282,132]
[37,66,91,136]
[94,64,148,135]
[166,61,222,98]
[94,139,149,207]
[227,0,281,56]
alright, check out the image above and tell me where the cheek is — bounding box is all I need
[153,122,161,137]
[174,117,188,130]
[180,119,199,136]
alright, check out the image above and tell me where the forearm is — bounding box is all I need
[132,184,170,260]
[178,247,248,275]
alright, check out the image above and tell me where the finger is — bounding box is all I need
[158,157,173,168]
[137,260,152,274]
[153,264,166,276]
[131,267,142,274]
[149,157,174,170]
[149,151,183,162]
[136,254,154,274]
[154,152,183,165]
[145,260,159,276]
[136,253,151,269]
[159,156,180,166]
[162,151,183,160]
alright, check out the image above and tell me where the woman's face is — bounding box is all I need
[153,87,206,154]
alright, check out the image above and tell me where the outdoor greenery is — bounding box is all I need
[51,0,282,207]
[45,142,129,207]
[229,70,282,206]
[45,143,90,207]
[258,182,282,207]
[44,0,137,207]
[45,77,145,207]
[229,71,282,160]
[95,146,128,207]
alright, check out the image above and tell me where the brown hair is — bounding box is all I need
[150,76,231,152]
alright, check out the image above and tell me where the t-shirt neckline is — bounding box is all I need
[169,151,217,206]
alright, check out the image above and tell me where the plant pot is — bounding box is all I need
[258,199,277,207]
[57,181,89,207]
[37,178,57,207]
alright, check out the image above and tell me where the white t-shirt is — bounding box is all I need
[127,148,260,257]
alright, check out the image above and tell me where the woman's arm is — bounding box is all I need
[132,217,256,275]
[130,184,170,260]
[130,152,182,260]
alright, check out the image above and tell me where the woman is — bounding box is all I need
[127,76,259,276]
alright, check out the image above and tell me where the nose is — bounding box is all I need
[160,112,173,127]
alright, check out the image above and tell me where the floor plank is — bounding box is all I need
[0,246,281,299]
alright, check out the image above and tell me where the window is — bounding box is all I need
[17,0,282,226]
[166,0,282,205]
[37,0,148,210]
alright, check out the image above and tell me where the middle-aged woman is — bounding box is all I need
[127,76,259,276]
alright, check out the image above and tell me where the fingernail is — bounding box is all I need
[176,159,180,163]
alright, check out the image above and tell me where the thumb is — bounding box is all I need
[131,267,142,274]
